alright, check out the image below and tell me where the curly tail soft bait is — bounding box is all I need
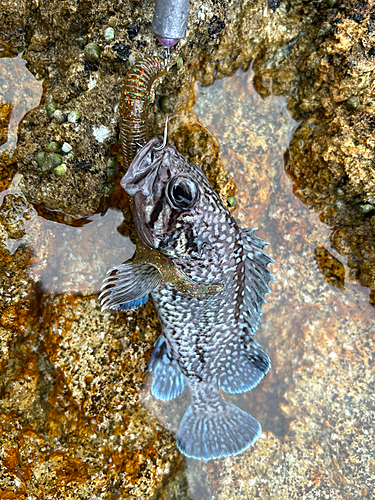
[119,56,165,168]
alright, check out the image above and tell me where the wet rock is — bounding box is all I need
[17,74,119,217]
[249,1,375,296]
[36,294,184,496]
[0,0,34,57]
[196,66,375,500]
[286,2,375,294]
[14,0,295,219]
[2,0,375,497]
[0,179,42,371]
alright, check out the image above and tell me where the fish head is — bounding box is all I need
[121,137,228,260]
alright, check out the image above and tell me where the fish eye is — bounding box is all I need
[167,176,198,210]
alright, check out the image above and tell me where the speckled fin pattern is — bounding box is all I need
[99,262,162,311]
[218,339,270,394]
[241,228,275,334]
[149,335,186,401]
[214,227,273,394]
[176,382,261,460]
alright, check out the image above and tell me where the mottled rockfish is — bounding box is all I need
[100,137,275,460]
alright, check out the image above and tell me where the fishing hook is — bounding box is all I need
[164,46,170,68]
[154,115,169,151]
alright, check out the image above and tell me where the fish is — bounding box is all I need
[100,137,275,460]
[101,238,224,310]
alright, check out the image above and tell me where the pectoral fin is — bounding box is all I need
[99,262,163,311]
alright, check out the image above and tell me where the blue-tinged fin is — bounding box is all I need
[99,262,162,311]
[219,339,270,394]
[116,295,149,311]
[240,227,275,335]
[149,335,185,401]
[177,392,261,460]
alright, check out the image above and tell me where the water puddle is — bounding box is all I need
[0,174,135,294]
[0,55,43,155]
[0,61,373,499]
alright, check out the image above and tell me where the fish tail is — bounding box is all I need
[177,383,261,460]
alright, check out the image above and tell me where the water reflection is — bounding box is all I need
[185,67,374,499]
[0,56,43,155]
[0,174,135,294]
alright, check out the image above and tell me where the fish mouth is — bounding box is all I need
[120,137,167,250]
[121,137,164,198]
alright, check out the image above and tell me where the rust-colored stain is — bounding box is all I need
[0,490,24,500]
[0,102,12,147]
[55,457,90,486]
[41,293,79,362]
[111,440,159,481]
[315,246,345,289]
[0,243,32,369]
[3,446,20,470]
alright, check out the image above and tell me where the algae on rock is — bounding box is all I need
[1,0,375,497]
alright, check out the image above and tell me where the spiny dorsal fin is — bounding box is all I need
[240,228,275,334]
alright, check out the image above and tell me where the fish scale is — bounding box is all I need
[100,137,275,460]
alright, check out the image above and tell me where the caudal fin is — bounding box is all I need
[176,400,261,460]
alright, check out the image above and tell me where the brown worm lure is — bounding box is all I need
[119,56,165,168]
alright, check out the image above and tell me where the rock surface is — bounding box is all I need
[1,0,375,497]
[193,65,375,500]
[254,0,375,300]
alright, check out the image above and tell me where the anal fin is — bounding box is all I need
[149,335,185,401]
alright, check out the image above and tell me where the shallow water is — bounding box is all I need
[0,174,135,294]
[0,56,43,155]
[191,68,374,499]
[0,58,374,499]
